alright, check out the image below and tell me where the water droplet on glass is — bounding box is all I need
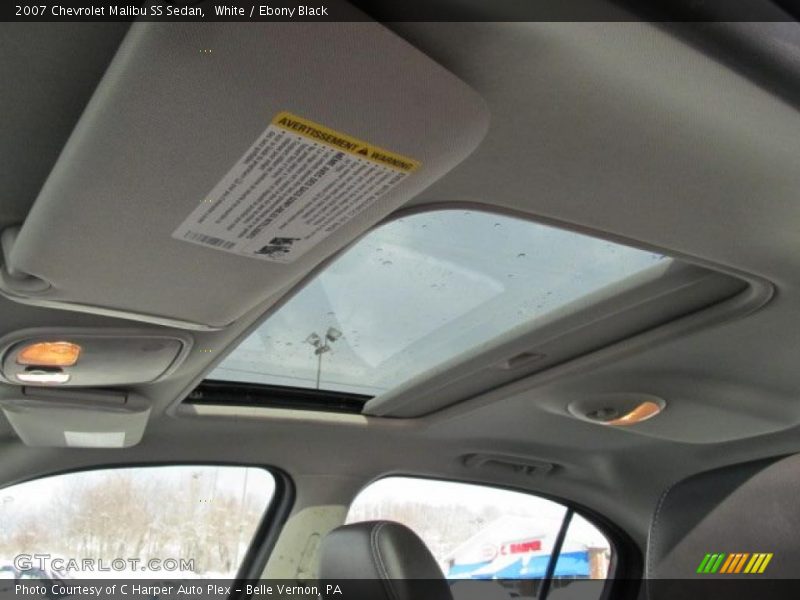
[517,253,526,258]
[382,260,393,266]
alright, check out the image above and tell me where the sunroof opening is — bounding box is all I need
[207,209,666,397]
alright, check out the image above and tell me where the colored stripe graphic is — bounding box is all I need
[719,554,736,573]
[720,553,738,573]
[734,553,749,573]
[758,553,773,573]
[710,553,726,573]
[697,554,712,573]
[699,552,773,575]
[744,554,760,573]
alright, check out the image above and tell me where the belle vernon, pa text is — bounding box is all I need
[16,583,342,598]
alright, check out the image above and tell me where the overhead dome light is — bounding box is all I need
[16,341,81,367]
[567,394,665,427]
[604,401,663,426]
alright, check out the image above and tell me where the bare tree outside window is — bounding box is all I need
[0,466,274,578]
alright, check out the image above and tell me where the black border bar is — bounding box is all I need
[4,0,800,22]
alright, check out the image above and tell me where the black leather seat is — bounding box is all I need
[319,520,453,600]
[647,453,800,599]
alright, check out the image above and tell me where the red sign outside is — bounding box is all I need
[500,539,542,555]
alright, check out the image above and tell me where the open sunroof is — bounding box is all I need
[206,209,666,397]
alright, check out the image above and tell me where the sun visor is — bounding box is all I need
[0,15,489,329]
[0,388,151,448]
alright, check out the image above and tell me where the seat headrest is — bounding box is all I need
[647,454,800,597]
[319,521,453,600]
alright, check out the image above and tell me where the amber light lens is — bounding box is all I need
[606,400,662,426]
[16,341,82,367]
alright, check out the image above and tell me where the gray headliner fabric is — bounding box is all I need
[0,24,129,230]
[647,454,800,593]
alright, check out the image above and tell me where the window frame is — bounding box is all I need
[345,474,642,600]
[0,461,294,585]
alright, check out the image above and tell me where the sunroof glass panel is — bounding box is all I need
[208,210,666,395]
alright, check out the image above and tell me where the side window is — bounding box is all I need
[346,477,613,600]
[0,465,275,579]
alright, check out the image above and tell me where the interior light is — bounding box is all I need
[16,341,81,367]
[605,401,662,426]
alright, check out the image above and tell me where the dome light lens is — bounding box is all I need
[606,401,662,426]
[16,341,81,367]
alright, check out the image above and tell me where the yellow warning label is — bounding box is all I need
[271,111,421,174]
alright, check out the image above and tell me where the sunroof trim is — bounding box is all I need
[188,380,370,414]
[204,205,673,400]
[172,203,769,419]
[365,261,751,417]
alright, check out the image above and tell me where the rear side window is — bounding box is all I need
[0,465,275,579]
[347,477,613,600]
